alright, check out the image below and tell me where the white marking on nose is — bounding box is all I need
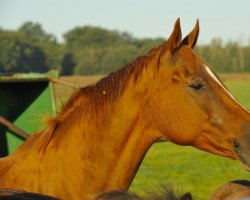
[204,65,249,113]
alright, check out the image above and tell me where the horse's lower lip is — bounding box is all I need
[235,150,250,171]
[241,162,250,172]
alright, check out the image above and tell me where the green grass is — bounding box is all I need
[129,80,250,200]
[129,143,250,200]
[224,80,250,109]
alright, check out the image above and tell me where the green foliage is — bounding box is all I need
[73,44,139,75]
[195,38,250,72]
[0,22,63,73]
[18,22,63,71]
[18,22,56,44]
[64,26,162,75]
[0,30,48,72]
[2,21,250,74]
[64,26,127,49]
[61,53,75,75]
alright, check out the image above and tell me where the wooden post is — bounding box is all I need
[0,116,30,140]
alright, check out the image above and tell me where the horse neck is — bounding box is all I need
[0,52,164,199]
[41,75,161,195]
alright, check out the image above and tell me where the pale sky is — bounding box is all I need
[1,0,250,44]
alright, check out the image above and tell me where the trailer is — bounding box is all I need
[0,70,59,157]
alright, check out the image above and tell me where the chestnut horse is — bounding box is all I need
[0,19,250,200]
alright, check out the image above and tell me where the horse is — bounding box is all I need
[209,180,250,200]
[0,18,250,200]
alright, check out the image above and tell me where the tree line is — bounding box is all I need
[1,21,250,75]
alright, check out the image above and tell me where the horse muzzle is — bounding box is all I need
[234,123,250,171]
[234,141,250,171]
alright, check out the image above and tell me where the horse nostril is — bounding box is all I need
[234,139,240,148]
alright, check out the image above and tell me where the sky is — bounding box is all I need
[1,0,250,44]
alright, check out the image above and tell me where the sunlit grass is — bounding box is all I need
[129,142,250,200]
[225,80,250,109]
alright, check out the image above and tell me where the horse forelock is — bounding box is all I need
[172,46,207,78]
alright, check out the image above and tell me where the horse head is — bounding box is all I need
[140,18,250,170]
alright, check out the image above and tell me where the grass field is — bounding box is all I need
[55,74,250,200]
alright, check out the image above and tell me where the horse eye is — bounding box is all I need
[189,82,205,90]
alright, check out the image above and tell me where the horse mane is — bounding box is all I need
[36,42,168,152]
[0,188,58,199]
[0,186,192,200]
[61,55,147,114]
[93,186,192,200]
[61,42,168,115]
[45,42,167,127]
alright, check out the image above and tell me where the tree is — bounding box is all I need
[64,26,165,75]
[1,22,250,74]
[18,22,56,44]
[0,30,48,73]
[61,53,75,75]
[19,22,62,71]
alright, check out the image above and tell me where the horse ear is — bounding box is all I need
[181,19,199,49]
[167,18,182,55]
